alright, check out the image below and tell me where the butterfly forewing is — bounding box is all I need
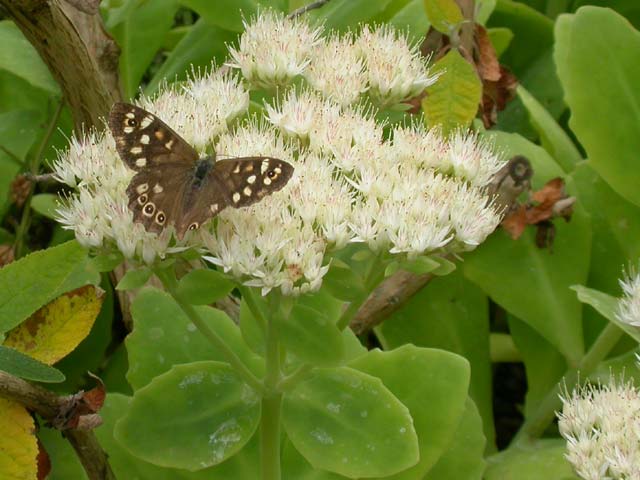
[109,103,198,171]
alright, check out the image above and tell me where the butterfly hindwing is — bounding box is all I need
[108,103,198,171]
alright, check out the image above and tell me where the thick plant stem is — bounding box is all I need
[155,268,264,394]
[512,322,624,445]
[261,293,283,480]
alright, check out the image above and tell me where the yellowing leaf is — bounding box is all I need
[0,397,37,480]
[423,0,463,34]
[4,285,104,365]
[422,49,482,135]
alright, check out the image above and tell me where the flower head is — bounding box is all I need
[558,377,640,480]
[618,266,640,327]
[357,25,438,108]
[304,32,368,107]
[227,11,322,89]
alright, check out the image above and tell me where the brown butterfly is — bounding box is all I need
[108,103,294,239]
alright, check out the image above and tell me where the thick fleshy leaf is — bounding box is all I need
[423,398,486,479]
[111,0,180,98]
[145,19,237,96]
[279,290,344,367]
[377,270,495,451]
[4,285,103,365]
[0,345,64,383]
[555,7,640,207]
[115,267,152,291]
[308,0,395,32]
[177,269,235,305]
[180,0,286,32]
[115,361,261,471]
[465,131,590,364]
[350,346,470,479]
[0,21,59,93]
[322,262,367,303]
[387,0,430,41]
[0,241,99,334]
[485,439,578,479]
[0,397,38,480]
[423,0,463,33]
[507,316,566,419]
[517,86,582,172]
[422,49,482,135]
[30,193,59,220]
[573,285,639,342]
[283,367,419,478]
[127,287,262,390]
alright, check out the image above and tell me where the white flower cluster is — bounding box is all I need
[558,378,640,480]
[228,11,438,108]
[618,267,640,327]
[53,13,505,295]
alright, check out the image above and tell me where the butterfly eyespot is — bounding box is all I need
[127,118,137,127]
[188,222,199,231]
[138,194,148,205]
[143,203,156,216]
[267,170,277,178]
[156,212,165,224]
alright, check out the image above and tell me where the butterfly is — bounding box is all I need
[108,103,294,239]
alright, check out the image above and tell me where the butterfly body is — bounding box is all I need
[108,103,293,239]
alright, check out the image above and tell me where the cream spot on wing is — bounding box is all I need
[233,164,241,174]
[165,139,174,150]
[136,183,149,194]
[210,203,219,213]
[155,130,164,140]
[243,186,252,196]
[261,159,270,174]
[247,175,256,184]
[140,115,154,128]
[264,177,272,186]
[125,112,135,119]
[274,166,282,174]
[124,126,134,134]
[135,158,147,167]
[130,146,142,155]
[232,192,241,203]
[153,184,163,193]
[245,164,254,172]
[140,134,150,145]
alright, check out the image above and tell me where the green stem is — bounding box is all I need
[277,364,313,392]
[239,286,268,334]
[155,267,264,394]
[260,392,283,480]
[512,322,624,445]
[261,292,283,480]
[15,99,65,258]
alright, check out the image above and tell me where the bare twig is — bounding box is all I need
[350,271,435,335]
[0,371,116,480]
[287,0,331,19]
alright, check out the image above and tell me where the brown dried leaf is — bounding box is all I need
[51,377,106,431]
[10,174,32,208]
[36,438,52,480]
[475,25,501,82]
[0,244,15,266]
[502,205,528,239]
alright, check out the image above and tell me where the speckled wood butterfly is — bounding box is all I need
[108,103,294,239]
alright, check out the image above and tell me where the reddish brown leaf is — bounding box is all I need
[10,174,32,208]
[0,244,15,266]
[475,25,501,82]
[481,65,518,128]
[36,438,52,480]
[51,376,106,431]
[502,205,528,239]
